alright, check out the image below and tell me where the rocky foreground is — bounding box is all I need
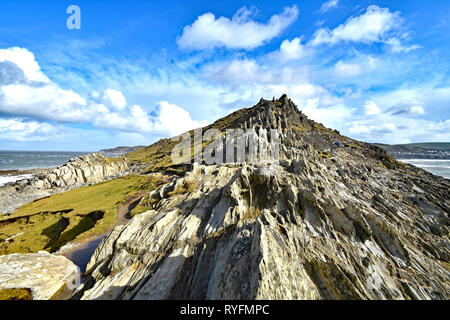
[69,96,449,300]
[0,251,79,300]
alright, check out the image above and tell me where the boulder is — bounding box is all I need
[0,251,80,300]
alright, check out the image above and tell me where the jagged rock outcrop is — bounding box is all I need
[74,96,449,300]
[33,153,128,189]
[0,153,128,215]
[0,251,80,300]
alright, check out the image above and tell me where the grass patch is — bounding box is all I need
[0,175,157,255]
[126,138,180,172]
[0,288,33,300]
[317,151,332,159]
[129,204,152,218]
[168,181,196,197]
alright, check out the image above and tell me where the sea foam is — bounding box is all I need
[0,174,34,187]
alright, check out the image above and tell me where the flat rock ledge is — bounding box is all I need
[0,251,80,300]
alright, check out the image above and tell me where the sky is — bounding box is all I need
[0,0,449,151]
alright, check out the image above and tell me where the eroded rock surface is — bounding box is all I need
[0,251,80,300]
[75,97,450,300]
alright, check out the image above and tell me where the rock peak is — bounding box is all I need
[70,96,449,300]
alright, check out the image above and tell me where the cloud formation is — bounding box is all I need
[364,101,381,115]
[320,0,340,14]
[0,118,66,141]
[269,38,307,61]
[177,5,299,50]
[311,5,401,45]
[103,88,127,110]
[1,3,447,148]
[0,47,209,141]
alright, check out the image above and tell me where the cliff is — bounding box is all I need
[71,96,449,300]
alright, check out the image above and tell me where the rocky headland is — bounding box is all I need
[1,95,449,300]
[0,153,129,215]
[73,96,449,300]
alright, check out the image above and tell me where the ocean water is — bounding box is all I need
[0,150,89,171]
[399,159,450,179]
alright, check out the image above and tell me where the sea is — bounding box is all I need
[399,159,450,179]
[0,150,89,187]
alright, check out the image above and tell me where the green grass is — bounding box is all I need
[0,288,33,300]
[317,150,332,159]
[0,175,157,255]
[167,181,196,197]
[129,204,153,218]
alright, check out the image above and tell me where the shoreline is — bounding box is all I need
[0,168,49,176]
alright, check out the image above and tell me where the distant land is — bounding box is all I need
[375,142,450,159]
[98,146,145,157]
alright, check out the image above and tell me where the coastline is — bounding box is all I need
[0,168,49,188]
[398,158,450,179]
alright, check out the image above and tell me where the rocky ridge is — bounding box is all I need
[0,153,128,215]
[73,96,449,300]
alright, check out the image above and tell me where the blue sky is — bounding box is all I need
[0,0,449,151]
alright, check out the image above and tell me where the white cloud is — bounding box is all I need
[270,37,307,61]
[0,47,49,83]
[302,98,353,129]
[320,0,339,13]
[103,88,127,109]
[348,116,450,144]
[0,83,91,122]
[374,85,450,118]
[203,59,270,83]
[0,118,66,141]
[333,60,364,77]
[410,105,425,115]
[95,101,209,137]
[0,47,91,122]
[0,47,209,138]
[177,5,299,50]
[384,38,421,53]
[157,101,209,136]
[364,100,381,115]
[315,20,325,27]
[349,122,396,134]
[311,5,402,45]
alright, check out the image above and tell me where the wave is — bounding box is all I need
[400,159,450,162]
[0,174,34,187]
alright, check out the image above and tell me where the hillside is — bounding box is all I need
[68,95,449,300]
[99,146,145,157]
[375,143,450,159]
[1,95,448,300]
